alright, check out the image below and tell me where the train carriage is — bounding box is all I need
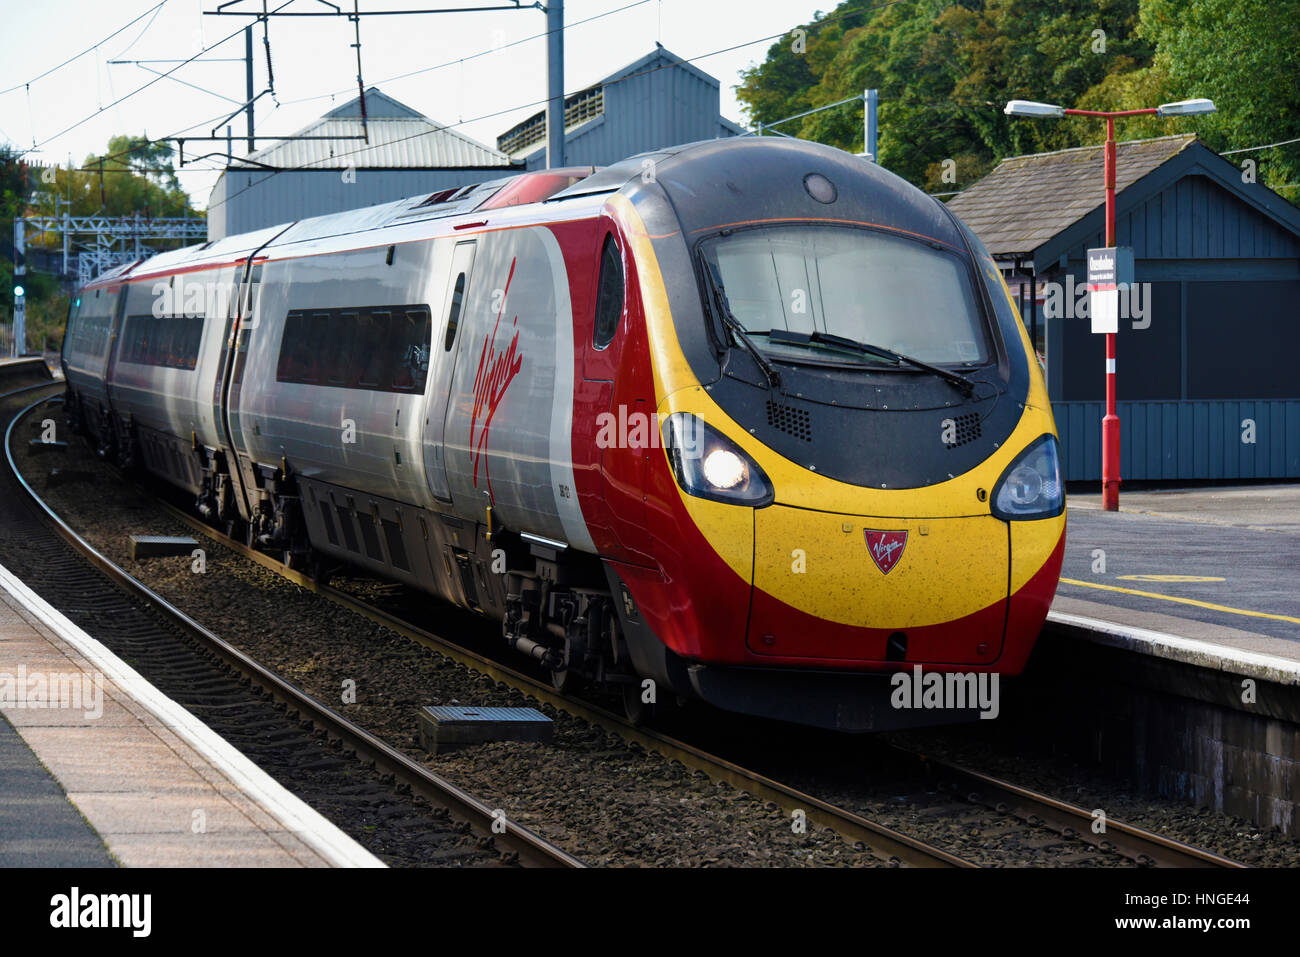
[62,138,1065,731]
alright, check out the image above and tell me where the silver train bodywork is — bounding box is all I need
[64,176,605,617]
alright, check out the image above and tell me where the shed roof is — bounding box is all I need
[239,88,514,171]
[496,46,740,158]
[947,134,1198,258]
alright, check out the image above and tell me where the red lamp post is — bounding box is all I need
[1004,98,1215,511]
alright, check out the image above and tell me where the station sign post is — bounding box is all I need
[1088,245,1133,509]
[1087,246,1133,334]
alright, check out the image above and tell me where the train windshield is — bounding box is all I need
[700,224,989,367]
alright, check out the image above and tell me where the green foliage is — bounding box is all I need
[1139,0,1300,199]
[25,133,198,224]
[2,136,202,352]
[735,0,1298,198]
[21,274,69,353]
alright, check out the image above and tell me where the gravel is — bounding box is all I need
[20,399,1299,867]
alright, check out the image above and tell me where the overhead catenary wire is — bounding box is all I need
[206,0,912,215]
[8,0,657,181]
[18,0,296,156]
[272,0,654,109]
[1220,136,1300,156]
[0,1,170,97]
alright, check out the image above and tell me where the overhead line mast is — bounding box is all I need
[204,0,564,165]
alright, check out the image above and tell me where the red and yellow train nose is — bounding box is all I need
[657,389,1067,675]
[747,507,1016,665]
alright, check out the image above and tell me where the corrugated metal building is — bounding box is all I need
[206,89,519,239]
[497,45,745,169]
[207,49,744,240]
[949,135,1300,482]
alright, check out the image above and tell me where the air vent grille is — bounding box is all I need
[947,412,982,448]
[766,400,812,441]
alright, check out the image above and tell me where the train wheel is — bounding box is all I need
[549,663,582,695]
[622,681,653,726]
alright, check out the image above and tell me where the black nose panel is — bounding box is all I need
[766,400,813,442]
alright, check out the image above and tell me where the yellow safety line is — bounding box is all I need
[1059,577,1300,625]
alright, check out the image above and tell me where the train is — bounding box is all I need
[61,137,1065,731]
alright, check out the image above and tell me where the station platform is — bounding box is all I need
[1054,484,1300,668]
[0,563,383,868]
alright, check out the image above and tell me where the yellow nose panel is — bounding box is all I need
[754,507,1010,628]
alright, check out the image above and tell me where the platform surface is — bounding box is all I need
[0,565,382,868]
[0,712,114,867]
[1055,484,1300,667]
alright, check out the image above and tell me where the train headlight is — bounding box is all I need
[991,435,1064,521]
[662,412,774,507]
[702,449,747,489]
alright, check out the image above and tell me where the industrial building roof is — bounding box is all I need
[947,134,1199,258]
[496,46,744,160]
[241,88,514,171]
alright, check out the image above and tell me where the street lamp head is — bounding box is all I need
[1004,99,1066,118]
[1156,98,1216,117]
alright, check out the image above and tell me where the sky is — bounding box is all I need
[0,0,834,210]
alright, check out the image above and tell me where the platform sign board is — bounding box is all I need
[1087,246,1133,334]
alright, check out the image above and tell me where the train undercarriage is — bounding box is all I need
[75,396,654,721]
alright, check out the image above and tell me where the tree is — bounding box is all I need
[1137,0,1300,198]
[3,135,203,353]
[734,0,1168,191]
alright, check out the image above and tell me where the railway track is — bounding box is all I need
[1,378,580,868]
[889,745,1243,868]
[134,487,972,868]
[151,476,1244,868]
[9,381,1248,868]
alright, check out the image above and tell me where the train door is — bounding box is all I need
[422,240,476,503]
[218,259,264,522]
[204,270,240,447]
[103,286,128,396]
[583,230,651,561]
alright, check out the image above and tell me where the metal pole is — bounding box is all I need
[1102,116,1120,511]
[245,26,255,153]
[546,0,564,168]
[864,88,878,162]
[13,219,25,357]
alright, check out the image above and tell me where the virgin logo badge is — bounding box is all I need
[864,529,908,575]
[470,257,523,496]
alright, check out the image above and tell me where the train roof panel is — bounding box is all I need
[643,138,965,249]
[548,150,681,201]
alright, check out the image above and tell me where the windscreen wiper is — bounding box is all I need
[701,258,781,390]
[768,329,976,396]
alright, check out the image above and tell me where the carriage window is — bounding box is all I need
[443,273,466,352]
[120,314,203,370]
[276,305,432,394]
[324,312,355,386]
[357,311,387,387]
[593,233,623,350]
[391,308,431,393]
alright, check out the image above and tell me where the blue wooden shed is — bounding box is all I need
[948,134,1300,482]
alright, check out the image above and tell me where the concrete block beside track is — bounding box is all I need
[418,705,553,754]
[129,535,200,560]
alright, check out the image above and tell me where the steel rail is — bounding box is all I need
[13,379,1246,869]
[147,486,971,867]
[893,745,1245,868]
[5,393,582,869]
